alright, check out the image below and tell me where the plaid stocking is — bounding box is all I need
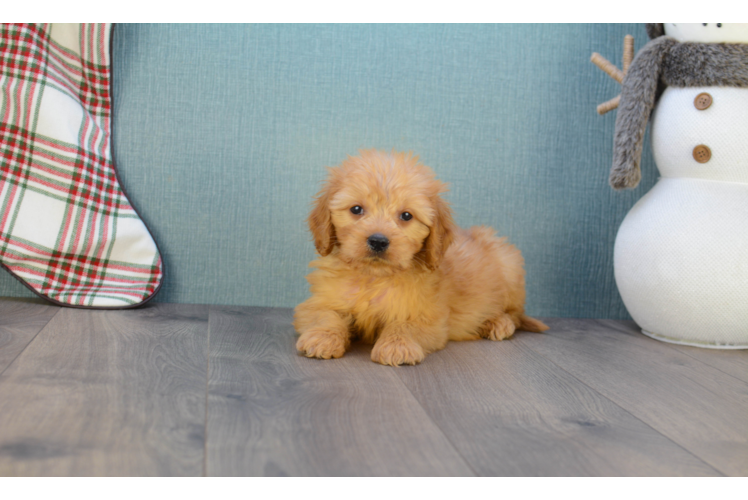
[0,23,163,308]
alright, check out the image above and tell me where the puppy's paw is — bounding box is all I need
[481,314,516,341]
[371,337,425,366]
[296,329,348,359]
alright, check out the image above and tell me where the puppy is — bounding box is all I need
[294,150,548,366]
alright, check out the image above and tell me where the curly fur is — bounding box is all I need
[294,150,547,366]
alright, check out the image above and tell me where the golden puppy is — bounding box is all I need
[294,150,548,366]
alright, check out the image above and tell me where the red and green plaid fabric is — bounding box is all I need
[0,23,163,308]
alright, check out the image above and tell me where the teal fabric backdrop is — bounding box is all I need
[0,23,658,319]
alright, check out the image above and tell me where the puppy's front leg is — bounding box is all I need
[371,322,443,366]
[294,301,351,359]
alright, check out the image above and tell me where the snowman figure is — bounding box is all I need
[596,23,748,348]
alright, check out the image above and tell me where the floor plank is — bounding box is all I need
[0,303,742,477]
[392,335,720,476]
[0,298,60,374]
[0,303,209,476]
[608,320,748,384]
[664,344,748,384]
[518,318,748,477]
[206,306,474,476]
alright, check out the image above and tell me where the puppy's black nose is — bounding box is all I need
[367,233,389,253]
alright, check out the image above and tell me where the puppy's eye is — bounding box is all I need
[350,206,363,215]
[400,212,413,221]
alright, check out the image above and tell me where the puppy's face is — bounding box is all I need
[309,150,454,272]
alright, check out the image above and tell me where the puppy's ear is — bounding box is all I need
[421,193,455,271]
[308,173,338,256]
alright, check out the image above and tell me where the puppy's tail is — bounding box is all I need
[519,315,549,333]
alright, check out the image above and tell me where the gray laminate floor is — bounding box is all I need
[0,298,745,476]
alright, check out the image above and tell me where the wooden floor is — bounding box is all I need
[0,298,745,476]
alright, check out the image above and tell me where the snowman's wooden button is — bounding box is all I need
[694,93,713,110]
[693,145,712,163]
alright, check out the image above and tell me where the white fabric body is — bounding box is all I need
[653,87,748,183]
[614,86,748,348]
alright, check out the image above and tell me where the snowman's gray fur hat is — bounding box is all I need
[609,24,748,189]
